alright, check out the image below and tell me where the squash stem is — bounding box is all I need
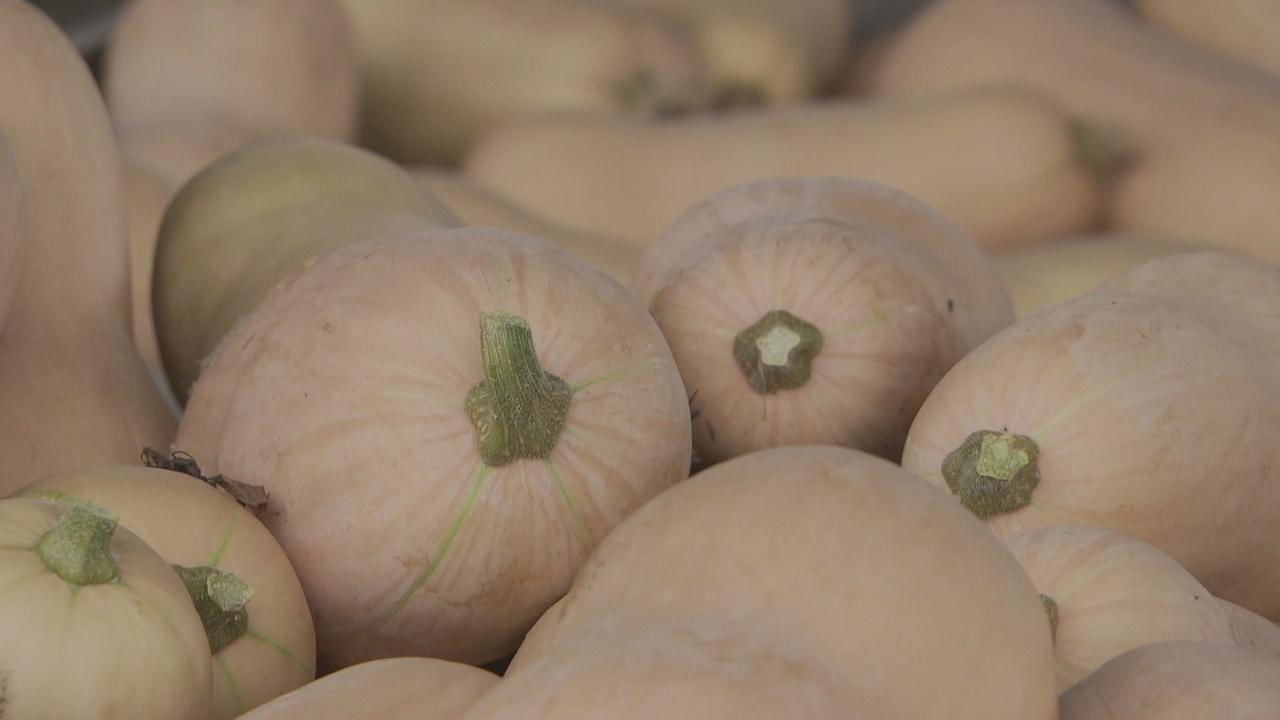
[941,430,1041,519]
[175,565,254,654]
[733,309,824,394]
[1040,593,1060,642]
[36,504,119,585]
[466,312,570,467]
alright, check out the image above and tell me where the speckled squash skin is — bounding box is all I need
[176,229,691,670]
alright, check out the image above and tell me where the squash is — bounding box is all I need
[17,463,316,720]
[1060,642,1280,719]
[500,445,1057,719]
[119,117,259,191]
[0,135,23,332]
[411,168,641,284]
[0,498,211,719]
[125,162,180,403]
[1004,526,1233,691]
[103,0,360,141]
[0,0,175,497]
[1220,599,1280,658]
[335,0,709,164]
[901,252,1280,620]
[991,234,1200,318]
[867,0,1280,264]
[237,657,497,720]
[573,0,853,103]
[1136,0,1280,78]
[175,230,692,669]
[638,176,1012,464]
[153,137,459,401]
[464,85,1103,251]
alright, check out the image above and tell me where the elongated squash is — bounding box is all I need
[0,0,174,496]
[869,0,1280,264]
[1136,0,1280,78]
[902,252,1280,620]
[153,137,458,401]
[337,0,708,164]
[412,168,640,284]
[465,86,1102,250]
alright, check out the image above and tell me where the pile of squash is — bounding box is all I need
[1,0,1279,717]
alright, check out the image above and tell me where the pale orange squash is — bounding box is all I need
[176,230,692,669]
[0,135,24,332]
[1136,0,1280,79]
[1220,599,1280,658]
[902,252,1280,620]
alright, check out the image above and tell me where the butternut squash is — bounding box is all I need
[336,0,709,164]
[0,0,174,497]
[19,464,316,720]
[1005,526,1233,691]
[1136,0,1280,79]
[499,445,1057,718]
[153,137,459,401]
[237,658,497,720]
[868,0,1280,264]
[464,86,1102,250]
[0,499,211,719]
[639,176,1012,464]
[991,234,1200,318]
[175,230,692,669]
[1060,642,1280,719]
[0,135,23,331]
[125,163,179,404]
[902,252,1280,620]
[103,0,360,141]
[411,168,641,284]
[574,0,853,103]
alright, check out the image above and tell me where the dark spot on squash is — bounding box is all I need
[946,299,954,313]
[1,669,8,717]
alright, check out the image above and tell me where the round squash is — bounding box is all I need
[0,135,24,333]
[638,176,1012,464]
[464,85,1102,251]
[237,657,497,720]
[336,0,708,164]
[103,0,360,141]
[175,229,692,669]
[0,0,174,496]
[1005,526,1233,691]
[992,234,1201,318]
[412,168,640,284]
[507,445,1058,720]
[1060,641,1280,719]
[902,252,1280,620]
[1136,0,1280,79]
[153,137,459,401]
[17,464,316,720]
[0,498,211,719]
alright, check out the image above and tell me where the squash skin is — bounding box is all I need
[868,0,1280,264]
[639,177,1013,464]
[411,168,641,285]
[903,252,1280,620]
[153,137,459,401]
[507,445,1058,720]
[991,234,1200,318]
[1136,0,1280,79]
[0,0,175,496]
[1220,599,1280,659]
[1059,642,1280,719]
[464,86,1101,251]
[337,0,709,164]
[103,0,360,141]
[0,136,23,333]
[17,465,317,720]
[1005,526,1233,691]
[0,498,211,719]
[176,230,692,669]
[237,658,497,720]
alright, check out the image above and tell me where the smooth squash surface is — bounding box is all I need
[0,136,23,332]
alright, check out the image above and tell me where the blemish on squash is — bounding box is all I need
[941,430,1040,519]
[1040,594,1059,641]
[946,298,955,313]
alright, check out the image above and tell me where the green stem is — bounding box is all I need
[466,312,571,467]
[941,430,1041,519]
[733,309,824,394]
[36,504,119,586]
[175,565,254,654]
